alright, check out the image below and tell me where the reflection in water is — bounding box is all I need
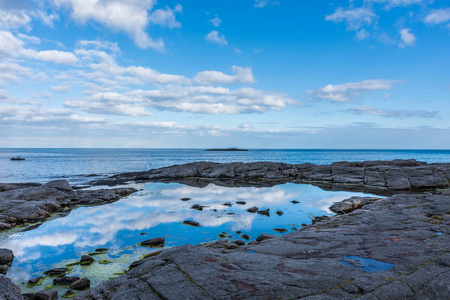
[0,182,375,293]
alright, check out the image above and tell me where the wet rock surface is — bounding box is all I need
[0,180,137,231]
[0,248,14,274]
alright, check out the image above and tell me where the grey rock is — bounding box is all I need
[44,267,69,276]
[0,275,22,300]
[246,206,258,213]
[70,277,90,290]
[330,196,380,214]
[28,276,44,285]
[257,208,270,216]
[53,276,81,285]
[0,248,14,264]
[256,233,275,242]
[31,289,58,300]
[182,220,200,227]
[140,237,165,247]
[80,255,94,265]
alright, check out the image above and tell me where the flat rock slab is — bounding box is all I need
[99,160,450,194]
[76,193,449,300]
[0,180,137,231]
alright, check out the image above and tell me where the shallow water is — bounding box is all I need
[0,181,377,294]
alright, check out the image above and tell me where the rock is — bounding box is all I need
[182,220,201,227]
[273,228,288,233]
[240,234,250,240]
[31,289,58,300]
[28,276,44,285]
[69,277,90,290]
[190,204,204,211]
[330,197,380,214]
[247,241,259,245]
[80,255,94,265]
[0,276,22,300]
[233,240,245,246]
[246,206,258,213]
[0,248,14,264]
[44,267,70,276]
[62,290,76,298]
[257,209,270,216]
[180,197,191,201]
[276,210,284,216]
[95,248,108,252]
[291,200,300,204]
[256,233,276,242]
[311,215,329,224]
[236,201,246,205]
[222,202,232,207]
[140,237,165,247]
[53,276,81,285]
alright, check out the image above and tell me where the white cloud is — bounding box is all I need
[53,0,165,51]
[17,33,41,44]
[349,106,438,118]
[65,86,296,116]
[368,0,427,8]
[399,28,416,48]
[424,8,450,24]
[356,29,369,40]
[50,84,70,93]
[325,7,376,30]
[148,4,182,29]
[125,66,188,85]
[210,15,222,27]
[205,30,228,46]
[0,30,24,57]
[254,0,280,8]
[77,39,120,52]
[308,79,399,102]
[0,10,32,29]
[22,49,77,64]
[194,66,256,85]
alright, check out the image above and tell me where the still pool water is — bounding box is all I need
[0,181,377,294]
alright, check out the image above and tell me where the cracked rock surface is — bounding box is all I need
[0,180,137,231]
[76,193,450,300]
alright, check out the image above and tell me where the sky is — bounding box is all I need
[0,0,449,149]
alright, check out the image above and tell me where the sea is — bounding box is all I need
[1,148,449,294]
[1,148,449,184]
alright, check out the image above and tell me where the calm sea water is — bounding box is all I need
[1,148,449,184]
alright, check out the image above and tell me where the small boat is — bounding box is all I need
[10,156,25,161]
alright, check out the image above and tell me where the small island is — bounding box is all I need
[205,148,248,151]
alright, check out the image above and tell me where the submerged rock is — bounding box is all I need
[246,206,258,213]
[257,209,270,216]
[62,290,76,298]
[44,268,70,276]
[28,277,44,285]
[276,210,284,216]
[273,228,288,233]
[140,237,165,247]
[190,204,204,211]
[182,220,201,227]
[236,201,246,205]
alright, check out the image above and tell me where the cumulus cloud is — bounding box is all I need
[50,84,70,93]
[53,0,165,51]
[194,66,256,85]
[64,86,296,116]
[148,4,182,29]
[0,63,31,85]
[308,79,399,102]
[368,0,427,8]
[325,7,376,30]
[0,30,23,57]
[22,49,77,64]
[349,106,439,118]
[424,8,450,24]
[399,28,416,48]
[254,0,280,8]
[210,15,222,27]
[0,10,32,29]
[205,30,228,46]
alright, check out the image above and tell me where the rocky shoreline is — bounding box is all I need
[0,159,449,299]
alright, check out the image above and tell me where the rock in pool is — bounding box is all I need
[182,220,201,227]
[80,255,94,265]
[246,206,258,213]
[140,237,165,247]
[257,209,270,216]
[256,233,276,242]
[53,276,81,285]
[69,277,90,290]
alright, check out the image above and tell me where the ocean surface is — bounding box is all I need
[1,148,449,184]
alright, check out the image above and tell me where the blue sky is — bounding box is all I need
[0,0,449,148]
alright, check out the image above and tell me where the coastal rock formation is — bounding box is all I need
[0,275,22,300]
[101,159,450,193]
[0,180,137,231]
[0,248,14,274]
[75,193,450,299]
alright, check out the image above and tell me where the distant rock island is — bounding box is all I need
[205,148,248,151]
